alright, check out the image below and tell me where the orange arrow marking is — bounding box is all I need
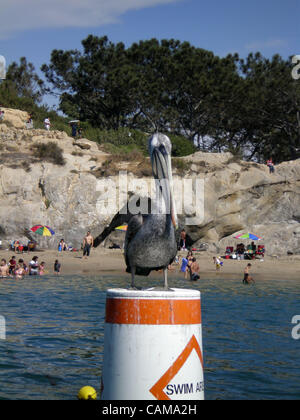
[150,335,204,400]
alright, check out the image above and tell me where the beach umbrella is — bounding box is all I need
[115,225,128,232]
[31,225,55,237]
[234,233,262,241]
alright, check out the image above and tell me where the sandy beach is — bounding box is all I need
[1,247,300,282]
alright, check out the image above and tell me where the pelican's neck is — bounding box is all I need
[153,177,174,231]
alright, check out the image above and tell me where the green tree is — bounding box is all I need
[238,53,300,162]
[41,36,300,163]
[42,36,137,129]
[5,57,46,103]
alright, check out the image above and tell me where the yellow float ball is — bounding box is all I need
[77,386,97,400]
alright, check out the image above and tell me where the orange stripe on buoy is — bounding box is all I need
[105,298,201,325]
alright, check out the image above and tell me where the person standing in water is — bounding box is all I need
[0,259,10,278]
[213,256,222,272]
[243,264,255,284]
[189,258,200,282]
[54,260,61,276]
[180,256,189,278]
[39,262,46,276]
[15,264,26,279]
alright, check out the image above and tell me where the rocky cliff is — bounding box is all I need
[1,107,300,255]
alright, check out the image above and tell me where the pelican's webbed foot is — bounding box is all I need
[128,285,142,291]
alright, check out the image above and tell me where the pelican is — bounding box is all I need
[93,133,178,289]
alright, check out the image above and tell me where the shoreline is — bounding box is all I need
[1,248,300,282]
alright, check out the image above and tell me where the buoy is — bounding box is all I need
[77,386,97,400]
[101,288,204,400]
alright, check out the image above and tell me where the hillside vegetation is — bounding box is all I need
[1,38,300,164]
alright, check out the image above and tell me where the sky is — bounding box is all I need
[0,0,299,107]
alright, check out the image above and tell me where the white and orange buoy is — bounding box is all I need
[101,288,204,400]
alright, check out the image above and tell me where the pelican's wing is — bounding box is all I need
[93,211,131,248]
[124,213,145,270]
[93,196,151,248]
[125,214,144,249]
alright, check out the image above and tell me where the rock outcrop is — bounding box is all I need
[1,107,300,255]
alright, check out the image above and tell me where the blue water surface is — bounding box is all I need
[0,274,299,400]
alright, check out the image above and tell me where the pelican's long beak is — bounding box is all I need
[167,153,178,230]
[151,145,178,229]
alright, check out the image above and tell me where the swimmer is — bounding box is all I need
[14,264,25,279]
[39,262,46,276]
[186,251,193,262]
[243,263,255,284]
[167,263,175,271]
[29,256,39,275]
[18,259,28,274]
[9,256,17,275]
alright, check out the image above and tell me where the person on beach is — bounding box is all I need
[189,257,200,282]
[243,264,255,284]
[0,259,10,278]
[83,231,94,259]
[58,239,67,252]
[179,229,187,250]
[13,240,20,253]
[54,259,61,275]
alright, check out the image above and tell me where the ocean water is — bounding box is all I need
[0,274,299,400]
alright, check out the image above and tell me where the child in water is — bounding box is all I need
[213,257,222,272]
[39,262,46,276]
[54,260,61,275]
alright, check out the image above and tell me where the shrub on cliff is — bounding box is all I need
[32,142,65,166]
[169,135,196,157]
